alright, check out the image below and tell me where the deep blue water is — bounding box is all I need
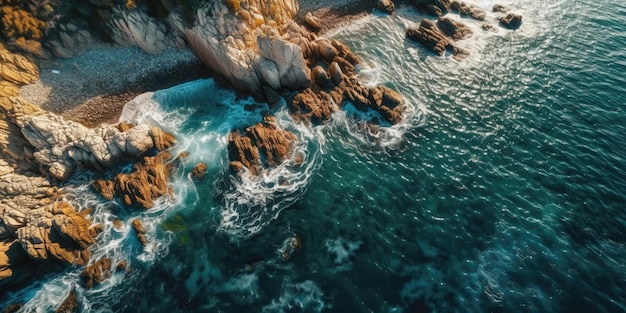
[3,0,626,312]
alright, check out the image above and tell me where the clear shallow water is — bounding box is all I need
[3,0,626,312]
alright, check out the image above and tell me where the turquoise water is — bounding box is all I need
[3,0,626,311]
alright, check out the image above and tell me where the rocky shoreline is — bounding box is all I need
[1,0,522,309]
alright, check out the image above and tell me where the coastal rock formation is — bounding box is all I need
[228,116,297,175]
[437,17,473,40]
[407,19,469,59]
[500,13,523,29]
[304,12,322,32]
[376,0,396,15]
[291,88,337,124]
[408,0,485,20]
[131,219,148,246]
[492,4,509,13]
[190,162,207,180]
[93,151,173,209]
[0,44,39,97]
[55,288,78,313]
[80,257,112,289]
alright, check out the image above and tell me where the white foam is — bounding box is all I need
[262,280,329,313]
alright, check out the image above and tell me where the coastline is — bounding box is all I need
[18,1,379,126]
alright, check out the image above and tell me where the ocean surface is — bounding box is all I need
[3,0,626,312]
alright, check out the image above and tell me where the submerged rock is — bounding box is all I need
[500,13,523,29]
[228,116,297,175]
[131,219,148,247]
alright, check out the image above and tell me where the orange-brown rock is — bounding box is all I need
[190,162,207,180]
[407,19,469,60]
[437,17,473,40]
[55,288,78,313]
[131,218,147,246]
[0,239,29,290]
[500,13,522,29]
[2,303,21,313]
[0,44,39,97]
[228,116,297,175]
[0,6,46,40]
[149,126,176,151]
[291,88,338,125]
[80,258,112,289]
[94,151,173,209]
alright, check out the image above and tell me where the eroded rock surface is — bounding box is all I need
[80,258,112,289]
[93,151,174,209]
[437,17,473,40]
[500,13,523,29]
[407,19,469,59]
[228,116,297,175]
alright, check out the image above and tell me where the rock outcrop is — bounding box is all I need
[228,116,297,175]
[437,17,473,40]
[190,162,207,180]
[500,13,523,30]
[93,151,174,210]
[131,219,148,246]
[376,0,396,15]
[407,19,469,59]
[408,0,485,20]
[80,258,112,289]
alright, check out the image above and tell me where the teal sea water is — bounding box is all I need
[3,0,626,311]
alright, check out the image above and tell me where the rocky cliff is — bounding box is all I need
[1,46,177,290]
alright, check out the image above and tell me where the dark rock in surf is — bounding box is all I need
[55,288,78,313]
[437,17,473,40]
[492,4,508,13]
[500,13,523,29]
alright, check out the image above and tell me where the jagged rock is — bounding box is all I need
[407,19,452,56]
[80,258,112,289]
[0,239,28,289]
[450,1,486,20]
[304,12,321,32]
[93,151,173,209]
[131,219,147,246]
[312,65,332,88]
[328,62,343,85]
[482,23,496,31]
[407,19,469,59]
[228,116,297,175]
[492,4,508,13]
[55,288,78,313]
[376,0,396,15]
[0,44,39,93]
[291,88,338,125]
[500,13,523,29]
[190,162,207,180]
[437,17,473,40]
[2,303,21,313]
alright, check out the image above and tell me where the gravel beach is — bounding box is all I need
[19,1,379,126]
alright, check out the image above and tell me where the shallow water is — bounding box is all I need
[3,0,626,312]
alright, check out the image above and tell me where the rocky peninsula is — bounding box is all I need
[1,0,522,310]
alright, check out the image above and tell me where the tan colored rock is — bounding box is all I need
[291,88,338,125]
[500,13,523,29]
[80,258,112,289]
[437,17,473,40]
[190,162,207,180]
[304,12,321,32]
[94,151,173,209]
[131,218,148,246]
[228,116,297,175]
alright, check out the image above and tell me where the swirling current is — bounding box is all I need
[2,0,625,312]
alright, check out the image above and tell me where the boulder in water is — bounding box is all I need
[55,288,78,313]
[437,17,473,40]
[80,258,112,289]
[190,162,207,180]
[492,4,508,13]
[407,19,452,56]
[500,13,523,29]
[376,0,396,15]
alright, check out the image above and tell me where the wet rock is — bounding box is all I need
[304,12,322,32]
[407,19,452,56]
[131,219,147,247]
[500,13,523,29]
[55,288,78,313]
[80,258,112,289]
[2,303,21,313]
[311,65,332,88]
[482,23,496,31]
[93,151,173,209]
[376,0,396,15]
[228,116,298,175]
[190,162,207,180]
[450,1,486,20]
[492,4,508,13]
[437,17,473,40]
[291,88,338,125]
